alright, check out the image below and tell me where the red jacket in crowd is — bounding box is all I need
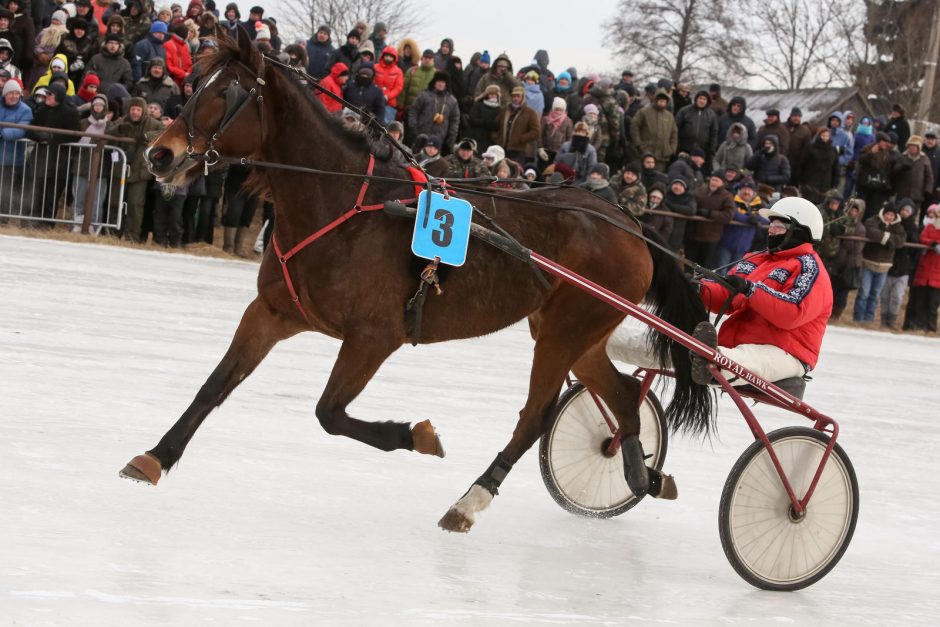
[374,46,403,108]
[318,63,348,113]
[913,224,940,288]
[164,34,193,87]
[699,243,833,368]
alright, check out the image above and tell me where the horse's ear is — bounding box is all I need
[235,24,264,74]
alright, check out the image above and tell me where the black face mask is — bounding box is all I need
[355,73,372,87]
[571,135,589,152]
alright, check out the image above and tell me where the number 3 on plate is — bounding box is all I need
[412,191,472,267]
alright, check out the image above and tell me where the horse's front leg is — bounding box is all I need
[314,334,445,456]
[120,297,299,484]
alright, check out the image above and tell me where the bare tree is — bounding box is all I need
[740,0,841,89]
[604,0,749,85]
[278,0,425,45]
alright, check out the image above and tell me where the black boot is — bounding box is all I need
[690,321,718,386]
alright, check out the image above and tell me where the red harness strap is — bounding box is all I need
[271,154,417,325]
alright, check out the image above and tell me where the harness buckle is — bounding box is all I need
[204,149,220,167]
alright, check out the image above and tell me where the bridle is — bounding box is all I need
[177,59,267,171]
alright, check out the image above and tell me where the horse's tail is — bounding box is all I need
[640,224,715,435]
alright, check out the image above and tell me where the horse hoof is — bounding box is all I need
[649,470,678,500]
[119,452,162,485]
[438,508,473,533]
[412,419,445,458]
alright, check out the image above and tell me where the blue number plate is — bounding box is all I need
[411,190,472,267]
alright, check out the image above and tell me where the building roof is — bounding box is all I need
[717,86,873,125]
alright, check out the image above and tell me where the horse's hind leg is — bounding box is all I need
[120,297,296,484]
[314,334,444,456]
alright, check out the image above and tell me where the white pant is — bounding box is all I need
[606,318,805,385]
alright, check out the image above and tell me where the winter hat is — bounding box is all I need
[524,167,537,179]
[104,33,122,44]
[476,84,500,101]
[551,97,566,111]
[50,71,68,85]
[340,107,359,120]
[148,57,166,69]
[670,176,688,190]
[737,176,757,190]
[431,70,449,87]
[907,134,924,148]
[455,137,477,151]
[358,39,375,57]
[623,161,641,176]
[51,9,68,23]
[249,5,263,15]
[511,85,525,97]
[2,79,22,96]
[481,145,505,162]
[224,2,240,18]
[47,82,67,101]
[421,48,435,58]
[372,21,387,34]
[317,24,331,36]
[555,70,571,84]
[62,3,76,18]
[690,147,706,159]
[524,70,539,82]
[50,57,66,71]
[583,103,599,115]
[479,50,490,64]
[255,23,271,40]
[876,131,891,142]
[67,16,89,31]
[590,163,609,178]
[346,29,360,41]
[387,120,404,135]
[573,121,589,135]
[598,77,612,91]
[789,107,802,118]
[766,108,780,117]
[150,21,168,34]
[654,88,670,101]
[887,131,899,145]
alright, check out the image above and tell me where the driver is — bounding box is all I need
[691,196,833,386]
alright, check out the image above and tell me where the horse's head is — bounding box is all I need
[146,27,267,184]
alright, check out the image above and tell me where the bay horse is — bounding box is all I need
[123,27,712,532]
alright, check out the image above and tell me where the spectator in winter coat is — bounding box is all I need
[0,78,32,167]
[350,39,375,75]
[463,50,487,99]
[56,17,94,87]
[73,0,100,44]
[522,70,543,117]
[880,199,920,327]
[109,95,164,241]
[433,37,453,71]
[343,61,385,122]
[34,53,75,95]
[368,22,387,56]
[580,78,622,164]
[374,45,403,124]
[26,82,79,223]
[131,20,166,82]
[641,183,673,243]
[396,37,419,75]
[443,137,489,179]
[473,53,519,104]
[499,85,540,164]
[712,122,752,173]
[714,177,766,271]
[844,116,876,197]
[663,175,696,252]
[820,196,865,321]
[667,148,705,192]
[708,83,727,117]
[614,161,646,216]
[717,96,757,150]
[580,163,617,204]
[305,24,333,79]
[857,133,902,220]
[675,90,718,162]
[785,107,812,184]
[5,0,34,76]
[465,84,502,154]
[32,10,69,88]
[641,152,668,190]
[756,109,790,156]
[854,201,907,322]
[631,89,677,171]
[164,24,192,87]
[885,104,911,150]
[799,128,840,204]
[0,37,21,82]
[555,122,597,184]
[687,172,734,267]
[408,70,459,152]
[317,62,347,113]
[132,57,179,111]
[903,203,940,332]
[540,96,573,160]
[330,30,360,72]
[400,49,435,112]
[87,33,132,92]
[825,111,854,170]
[746,134,791,188]
[893,135,934,207]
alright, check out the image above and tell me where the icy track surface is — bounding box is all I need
[1,235,938,626]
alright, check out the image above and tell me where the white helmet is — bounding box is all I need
[759,196,824,241]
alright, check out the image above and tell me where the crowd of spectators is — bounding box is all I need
[0,1,936,331]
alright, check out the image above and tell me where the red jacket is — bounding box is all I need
[163,34,192,87]
[318,63,347,113]
[373,46,403,107]
[913,224,940,288]
[699,243,832,368]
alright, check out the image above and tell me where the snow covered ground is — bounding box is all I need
[1,234,938,626]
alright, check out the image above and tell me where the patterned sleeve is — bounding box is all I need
[746,255,827,330]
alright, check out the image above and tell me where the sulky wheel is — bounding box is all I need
[718,426,859,591]
[538,378,667,518]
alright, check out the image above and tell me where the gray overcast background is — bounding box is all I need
[411,1,620,76]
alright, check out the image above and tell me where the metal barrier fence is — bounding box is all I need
[0,138,128,233]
